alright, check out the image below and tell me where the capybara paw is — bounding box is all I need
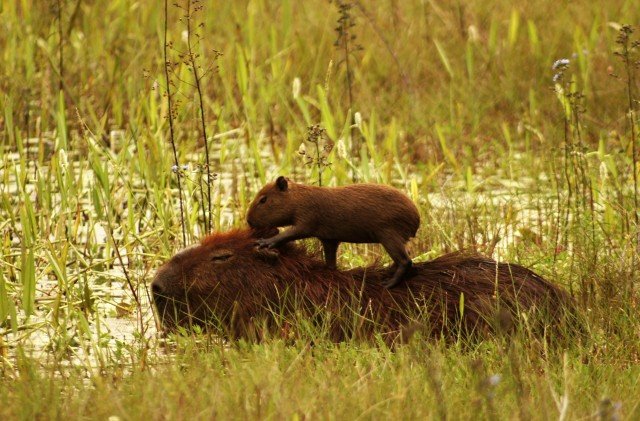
[254,246,280,262]
[255,238,274,249]
[383,277,402,289]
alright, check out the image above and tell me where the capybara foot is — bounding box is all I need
[255,238,275,249]
[383,261,412,289]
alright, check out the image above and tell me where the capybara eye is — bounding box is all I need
[259,196,267,204]
[211,251,233,262]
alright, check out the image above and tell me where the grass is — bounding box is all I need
[2,340,640,419]
[1,0,639,418]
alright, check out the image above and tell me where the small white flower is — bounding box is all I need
[488,374,501,386]
[354,112,362,129]
[298,142,306,155]
[171,164,179,173]
[552,58,570,70]
[467,25,480,42]
[292,77,301,99]
[552,73,562,83]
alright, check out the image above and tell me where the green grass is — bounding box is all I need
[2,339,640,419]
[1,0,640,418]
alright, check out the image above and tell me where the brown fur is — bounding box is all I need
[152,228,575,344]
[246,177,421,288]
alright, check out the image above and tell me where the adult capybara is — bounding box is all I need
[247,176,420,288]
[151,228,575,344]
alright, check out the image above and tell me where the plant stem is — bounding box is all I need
[562,100,572,248]
[343,8,356,167]
[57,0,64,93]
[100,189,145,352]
[164,0,187,246]
[621,28,639,291]
[624,44,639,239]
[186,0,213,233]
[315,139,322,186]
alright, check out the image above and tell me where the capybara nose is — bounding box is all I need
[151,281,164,296]
[151,268,170,296]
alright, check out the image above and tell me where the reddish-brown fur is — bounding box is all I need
[246,177,420,288]
[152,228,575,344]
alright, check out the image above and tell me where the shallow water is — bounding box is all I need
[0,134,564,367]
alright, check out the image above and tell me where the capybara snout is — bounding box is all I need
[151,247,196,295]
[151,263,177,296]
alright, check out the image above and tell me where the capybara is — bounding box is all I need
[151,228,575,344]
[246,176,420,288]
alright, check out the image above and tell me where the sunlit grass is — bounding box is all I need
[1,0,639,418]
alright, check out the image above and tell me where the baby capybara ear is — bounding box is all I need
[252,227,279,239]
[275,176,288,191]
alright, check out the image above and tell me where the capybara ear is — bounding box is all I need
[252,227,279,239]
[275,176,288,192]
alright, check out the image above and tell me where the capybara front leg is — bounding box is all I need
[255,226,308,249]
[380,235,412,289]
[321,239,340,269]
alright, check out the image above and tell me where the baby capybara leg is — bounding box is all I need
[321,239,340,269]
[380,235,412,289]
[386,260,412,289]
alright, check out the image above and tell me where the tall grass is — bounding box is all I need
[0,0,639,417]
[2,337,639,419]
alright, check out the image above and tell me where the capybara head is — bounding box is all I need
[151,227,283,331]
[152,228,576,343]
[246,176,293,229]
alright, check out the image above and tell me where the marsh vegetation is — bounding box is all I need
[1,0,639,419]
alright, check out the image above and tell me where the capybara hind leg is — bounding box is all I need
[380,235,412,288]
[321,239,340,269]
[386,260,412,289]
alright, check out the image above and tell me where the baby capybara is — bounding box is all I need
[246,176,420,288]
[151,228,575,343]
